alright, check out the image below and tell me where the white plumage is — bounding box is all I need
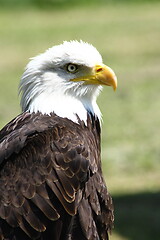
[19,40,116,123]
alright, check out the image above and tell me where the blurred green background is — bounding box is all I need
[0,0,160,239]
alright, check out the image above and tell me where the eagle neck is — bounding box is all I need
[27,91,101,125]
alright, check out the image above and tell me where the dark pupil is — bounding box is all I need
[70,65,75,71]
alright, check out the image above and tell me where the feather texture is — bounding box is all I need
[0,112,114,240]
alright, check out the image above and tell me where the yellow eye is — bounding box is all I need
[67,64,78,73]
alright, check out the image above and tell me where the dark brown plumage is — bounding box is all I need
[0,112,114,240]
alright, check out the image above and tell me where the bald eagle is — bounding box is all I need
[0,41,117,240]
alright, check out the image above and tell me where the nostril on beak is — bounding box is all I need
[96,67,103,73]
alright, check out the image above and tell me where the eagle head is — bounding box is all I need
[19,40,117,123]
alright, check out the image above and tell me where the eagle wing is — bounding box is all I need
[0,112,113,240]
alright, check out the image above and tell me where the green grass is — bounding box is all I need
[0,2,160,240]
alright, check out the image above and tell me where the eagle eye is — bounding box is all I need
[66,63,78,73]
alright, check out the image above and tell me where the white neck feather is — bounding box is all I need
[26,87,102,124]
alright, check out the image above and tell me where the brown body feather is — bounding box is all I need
[0,112,114,240]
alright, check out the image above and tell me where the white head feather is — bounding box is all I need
[19,40,103,123]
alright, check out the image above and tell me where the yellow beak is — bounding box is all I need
[71,64,117,91]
